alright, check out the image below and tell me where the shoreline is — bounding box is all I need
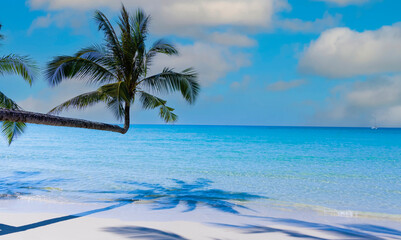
[7,193,401,222]
[1,198,400,239]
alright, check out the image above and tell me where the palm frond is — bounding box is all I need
[2,121,26,145]
[75,44,106,59]
[118,5,137,82]
[144,39,178,73]
[141,68,200,104]
[148,39,178,56]
[94,10,123,64]
[99,81,131,102]
[100,81,131,120]
[0,91,25,145]
[48,90,108,115]
[77,44,122,79]
[118,5,131,36]
[131,8,150,40]
[139,91,177,123]
[0,55,37,85]
[139,91,166,109]
[106,97,125,120]
[46,54,116,86]
[0,91,20,110]
[159,105,177,123]
[124,8,150,82]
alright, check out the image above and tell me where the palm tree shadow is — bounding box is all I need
[103,226,189,240]
[0,202,128,236]
[213,223,327,240]
[224,215,399,240]
[344,224,401,236]
[115,178,266,214]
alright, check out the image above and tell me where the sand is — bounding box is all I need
[0,214,340,240]
[1,199,400,239]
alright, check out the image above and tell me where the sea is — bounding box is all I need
[1,125,400,219]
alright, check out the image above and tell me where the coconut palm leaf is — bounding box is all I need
[99,81,130,102]
[0,91,26,144]
[48,90,108,115]
[100,82,131,120]
[0,55,37,85]
[159,105,177,123]
[106,98,125,121]
[0,91,20,110]
[46,53,117,86]
[132,8,150,39]
[94,10,123,65]
[139,91,166,109]
[144,39,178,75]
[1,121,26,145]
[0,91,26,145]
[141,68,199,104]
[147,39,178,58]
[139,91,177,123]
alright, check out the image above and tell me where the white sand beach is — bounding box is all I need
[1,199,400,239]
[0,215,343,240]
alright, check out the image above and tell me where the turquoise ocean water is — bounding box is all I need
[1,125,400,216]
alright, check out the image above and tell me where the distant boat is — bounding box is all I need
[371,119,378,130]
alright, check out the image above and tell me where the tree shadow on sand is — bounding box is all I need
[214,216,401,240]
[213,223,327,240]
[113,178,266,214]
[103,226,189,240]
[0,202,128,236]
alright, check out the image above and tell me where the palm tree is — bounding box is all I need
[0,24,37,144]
[45,6,199,133]
[0,6,199,141]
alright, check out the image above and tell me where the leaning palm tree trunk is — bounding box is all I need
[0,108,126,134]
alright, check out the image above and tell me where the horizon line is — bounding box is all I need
[100,123,401,129]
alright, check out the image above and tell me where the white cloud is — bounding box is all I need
[276,13,342,33]
[377,106,401,125]
[207,32,257,47]
[266,79,307,91]
[29,0,339,46]
[28,0,287,30]
[156,0,275,27]
[230,75,252,90]
[26,0,341,46]
[28,11,88,34]
[314,0,369,6]
[299,23,401,78]
[151,42,251,86]
[27,0,340,36]
[346,80,401,107]
[314,75,401,127]
[27,14,52,35]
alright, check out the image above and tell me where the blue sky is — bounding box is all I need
[1,0,401,127]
